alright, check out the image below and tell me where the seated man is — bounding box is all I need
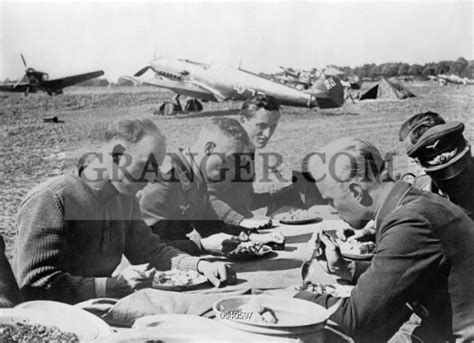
[208,94,299,228]
[138,117,283,256]
[14,117,235,304]
[297,137,474,342]
[399,111,474,219]
[0,235,22,308]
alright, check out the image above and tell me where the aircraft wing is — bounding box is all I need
[0,83,31,92]
[188,81,228,101]
[123,75,219,102]
[45,70,104,89]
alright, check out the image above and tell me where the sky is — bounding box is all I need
[0,0,472,81]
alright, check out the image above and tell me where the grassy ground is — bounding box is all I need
[1,82,473,259]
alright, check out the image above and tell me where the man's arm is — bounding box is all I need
[0,236,22,307]
[296,214,444,341]
[124,199,201,272]
[15,190,98,304]
[207,180,247,225]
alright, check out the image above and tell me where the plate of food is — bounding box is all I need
[213,295,329,336]
[225,241,273,260]
[151,269,208,291]
[338,240,376,260]
[293,282,354,298]
[277,209,322,225]
[1,302,112,342]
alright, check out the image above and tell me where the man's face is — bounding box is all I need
[317,178,370,229]
[110,134,166,196]
[202,138,251,183]
[241,108,280,149]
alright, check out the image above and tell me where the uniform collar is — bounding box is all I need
[175,148,204,189]
[374,181,412,229]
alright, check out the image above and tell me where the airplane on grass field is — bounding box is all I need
[428,74,474,87]
[0,54,104,96]
[124,57,344,115]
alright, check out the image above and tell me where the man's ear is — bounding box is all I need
[348,182,364,202]
[111,144,126,165]
[204,141,217,155]
[349,182,373,207]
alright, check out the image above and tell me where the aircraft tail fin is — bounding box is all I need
[309,75,344,108]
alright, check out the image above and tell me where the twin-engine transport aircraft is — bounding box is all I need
[125,57,344,114]
[0,54,104,96]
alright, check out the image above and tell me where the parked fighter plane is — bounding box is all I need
[428,74,474,87]
[272,66,317,89]
[0,54,104,95]
[125,57,344,114]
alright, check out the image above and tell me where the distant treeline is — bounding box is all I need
[329,57,473,80]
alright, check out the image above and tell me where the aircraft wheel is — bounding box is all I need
[160,101,177,116]
[185,99,203,112]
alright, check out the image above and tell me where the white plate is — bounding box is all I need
[151,270,208,291]
[213,295,328,336]
[14,300,112,339]
[291,283,354,297]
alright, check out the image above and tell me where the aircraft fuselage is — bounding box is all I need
[150,58,318,107]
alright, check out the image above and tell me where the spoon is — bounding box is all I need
[300,233,325,287]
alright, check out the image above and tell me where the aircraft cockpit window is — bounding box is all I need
[42,74,49,81]
[178,59,209,69]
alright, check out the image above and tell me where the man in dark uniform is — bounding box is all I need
[138,117,283,255]
[299,137,474,342]
[399,111,474,219]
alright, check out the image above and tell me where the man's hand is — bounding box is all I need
[201,233,235,253]
[314,231,355,282]
[240,216,272,230]
[197,261,237,288]
[106,263,156,298]
[336,226,376,242]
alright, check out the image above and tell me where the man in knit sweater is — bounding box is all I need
[297,137,474,342]
[0,235,22,307]
[208,94,295,229]
[14,118,236,304]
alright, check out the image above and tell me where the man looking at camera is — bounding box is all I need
[208,94,297,229]
[14,118,235,304]
[298,137,474,342]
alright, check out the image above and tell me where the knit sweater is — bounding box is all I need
[14,174,200,304]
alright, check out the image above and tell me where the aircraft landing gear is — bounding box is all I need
[159,94,182,116]
[184,98,203,112]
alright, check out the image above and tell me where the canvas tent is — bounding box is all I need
[359,77,416,100]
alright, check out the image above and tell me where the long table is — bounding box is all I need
[190,206,348,294]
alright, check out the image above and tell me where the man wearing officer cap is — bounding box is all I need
[399,111,474,220]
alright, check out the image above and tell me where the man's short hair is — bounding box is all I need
[207,117,251,149]
[399,111,446,144]
[240,94,280,119]
[105,118,163,144]
[313,137,386,185]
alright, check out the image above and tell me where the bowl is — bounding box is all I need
[11,300,112,340]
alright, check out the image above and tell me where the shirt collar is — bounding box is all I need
[175,148,204,188]
[375,181,412,229]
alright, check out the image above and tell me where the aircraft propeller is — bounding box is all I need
[21,53,28,68]
[134,66,151,77]
[14,53,30,89]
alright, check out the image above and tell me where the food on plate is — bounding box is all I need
[226,241,270,257]
[238,298,278,324]
[296,282,353,297]
[0,322,79,342]
[339,240,376,255]
[278,209,319,222]
[152,269,206,288]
